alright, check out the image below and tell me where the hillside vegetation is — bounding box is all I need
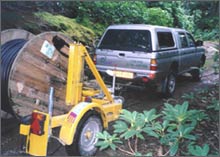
[2,1,219,46]
[34,12,95,46]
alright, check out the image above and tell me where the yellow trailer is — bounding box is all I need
[19,36,123,156]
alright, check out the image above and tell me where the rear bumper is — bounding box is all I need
[97,68,163,87]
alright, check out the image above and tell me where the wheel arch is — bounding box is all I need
[200,54,206,67]
[170,61,179,74]
[59,102,107,145]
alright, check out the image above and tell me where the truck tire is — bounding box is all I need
[191,69,201,81]
[65,110,103,156]
[161,71,176,97]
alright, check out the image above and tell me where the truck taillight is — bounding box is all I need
[93,54,97,64]
[150,59,157,71]
[30,112,46,136]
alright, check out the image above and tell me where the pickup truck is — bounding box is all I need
[94,24,206,96]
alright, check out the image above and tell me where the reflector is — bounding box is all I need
[30,112,46,135]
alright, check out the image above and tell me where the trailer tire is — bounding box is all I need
[65,110,103,156]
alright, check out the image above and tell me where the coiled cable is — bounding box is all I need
[1,39,27,116]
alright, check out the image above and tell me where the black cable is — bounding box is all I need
[1,39,27,116]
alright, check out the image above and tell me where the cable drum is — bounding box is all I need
[1,30,73,118]
[1,39,27,116]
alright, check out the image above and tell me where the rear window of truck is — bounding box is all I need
[98,29,152,52]
[157,32,175,49]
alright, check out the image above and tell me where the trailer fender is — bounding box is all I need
[59,102,106,145]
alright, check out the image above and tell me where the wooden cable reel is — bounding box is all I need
[1,29,73,117]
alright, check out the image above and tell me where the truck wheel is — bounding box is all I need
[65,111,103,156]
[191,69,201,81]
[161,71,176,97]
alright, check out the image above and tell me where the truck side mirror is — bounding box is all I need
[195,40,203,46]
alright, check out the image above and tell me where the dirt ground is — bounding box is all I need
[1,41,219,156]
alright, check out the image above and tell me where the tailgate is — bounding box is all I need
[96,49,152,75]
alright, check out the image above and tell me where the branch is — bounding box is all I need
[135,136,138,152]
[117,147,134,155]
[157,145,170,156]
[163,149,170,156]
[128,139,135,154]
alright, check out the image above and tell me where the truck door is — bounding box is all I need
[177,32,194,71]
[186,33,199,67]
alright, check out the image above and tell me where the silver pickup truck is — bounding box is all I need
[94,24,206,96]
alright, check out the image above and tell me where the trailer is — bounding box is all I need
[17,36,123,156]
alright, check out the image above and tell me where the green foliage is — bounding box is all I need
[96,131,122,151]
[158,101,208,156]
[113,109,160,140]
[181,92,195,101]
[2,1,219,41]
[146,8,173,26]
[76,1,148,25]
[96,102,208,156]
[163,101,194,125]
[97,109,160,155]
[73,1,174,36]
[34,12,95,46]
[212,51,219,74]
[188,144,210,156]
[207,98,220,111]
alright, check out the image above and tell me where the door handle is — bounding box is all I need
[119,53,125,57]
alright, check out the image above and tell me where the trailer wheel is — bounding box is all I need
[65,111,103,156]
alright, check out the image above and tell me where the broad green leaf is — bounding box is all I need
[95,141,107,147]
[96,132,106,139]
[136,133,145,140]
[183,126,194,135]
[120,109,134,123]
[188,144,210,156]
[110,143,116,151]
[184,134,196,140]
[99,143,110,150]
[169,142,179,156]
[123,129,137,139]
[203,144,210,155]
[113,120,128,133]
[143,127,159,138]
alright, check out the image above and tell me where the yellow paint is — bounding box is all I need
[19,43,123,156]
[103,103,122,122]
[51,114,68,128]
[59,102,106,145]
[82,88,100,96]
[27,111,49,156]
[65,44,83,106]
[19,124,30,135]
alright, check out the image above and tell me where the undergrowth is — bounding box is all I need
[34,12,95,47]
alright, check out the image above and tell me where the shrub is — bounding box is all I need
[96,101,208,156]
